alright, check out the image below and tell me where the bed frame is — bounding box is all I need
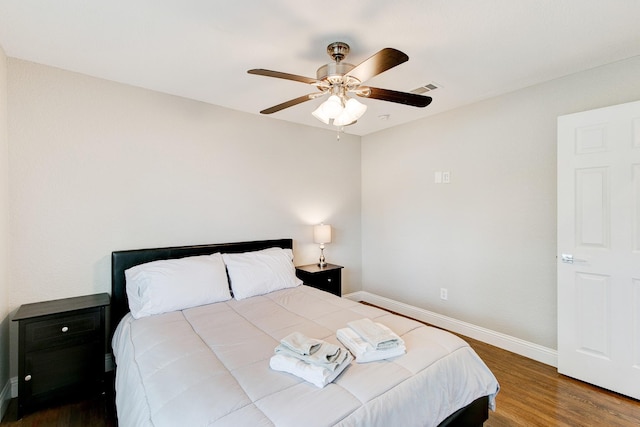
[110,238,489,426]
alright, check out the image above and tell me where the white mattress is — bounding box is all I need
[112,285,499,427]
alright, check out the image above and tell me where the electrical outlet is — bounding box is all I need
[440,288,448,300]
[442,171,450,183]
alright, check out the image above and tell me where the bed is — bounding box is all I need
[110,238,499,426]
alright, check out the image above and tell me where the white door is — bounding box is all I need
[557,100,640,399]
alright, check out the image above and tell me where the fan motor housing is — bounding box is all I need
[316,42,361,86]
[316,62,356,83]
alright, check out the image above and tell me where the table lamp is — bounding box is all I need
[313,224,332,267]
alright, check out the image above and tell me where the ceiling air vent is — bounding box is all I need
[411,82,440,95]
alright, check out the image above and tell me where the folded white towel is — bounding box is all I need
[275,338,347,371]
[270,351,353,388]
[279,331,323,356]
[347,318,402,350]
[337,325,406,363]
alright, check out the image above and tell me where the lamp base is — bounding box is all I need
[318,248,327,268]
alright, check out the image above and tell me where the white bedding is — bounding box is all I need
[113,285,499,427]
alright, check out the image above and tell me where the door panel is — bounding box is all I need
[634,279,640,368]
[558,99,640,400]
[576,272,610,358]
[635,165,640,251]
[575,167,609,247]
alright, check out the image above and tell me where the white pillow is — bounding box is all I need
[125,253,231,319]
[222,248,302,300]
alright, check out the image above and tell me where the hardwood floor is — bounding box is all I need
[1,338,638,426]
[0,374,117,427]
[466,336,640,426]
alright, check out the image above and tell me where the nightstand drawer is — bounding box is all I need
[295,263,344,297]
[307,270,340,294]
[24,309,101,351]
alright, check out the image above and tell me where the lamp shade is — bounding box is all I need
[344,97,367,119]
[313,224,332,244]
[333,110,356,126]
[311,105,331,124]
[322,95,344,119]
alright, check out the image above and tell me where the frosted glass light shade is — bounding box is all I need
[311,105,331,124]
[323,95,344,118]
[333,98,367,126]
[333,110,356,126]
[345,98,367,118]
[313,224,332,244]
[312,95,346,124]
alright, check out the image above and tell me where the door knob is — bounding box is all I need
[560,253,587,264]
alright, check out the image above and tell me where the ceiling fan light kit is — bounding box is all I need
[248,42,432,129]
[312,93,367,126]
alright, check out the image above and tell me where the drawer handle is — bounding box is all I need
[25,374,32,382]
[327,278,332,282]
[61,326,69,333]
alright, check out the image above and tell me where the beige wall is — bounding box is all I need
[0,44,9,413]
[361,56,640,350]
[5,49,640,388]
[6,59,362,377]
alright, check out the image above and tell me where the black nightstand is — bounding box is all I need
[12,293,110,418]
[296,263,344,297]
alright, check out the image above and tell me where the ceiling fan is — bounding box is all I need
[248,42,432,127]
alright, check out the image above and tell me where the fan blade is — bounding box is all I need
[357,87,432,108]
[344,48,409,83]
[248,69,320,85]
[259,93,321,114]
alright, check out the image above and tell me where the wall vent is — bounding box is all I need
[411,82,440,94]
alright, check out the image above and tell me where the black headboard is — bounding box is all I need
[110,238,293,338]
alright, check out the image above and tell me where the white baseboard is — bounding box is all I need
[0,378,11,420]
[10,376,17,398]
[344,291,558,367]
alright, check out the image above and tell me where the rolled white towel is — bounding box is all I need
[347,318,403,350]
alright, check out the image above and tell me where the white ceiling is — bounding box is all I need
[1,0,639,136]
